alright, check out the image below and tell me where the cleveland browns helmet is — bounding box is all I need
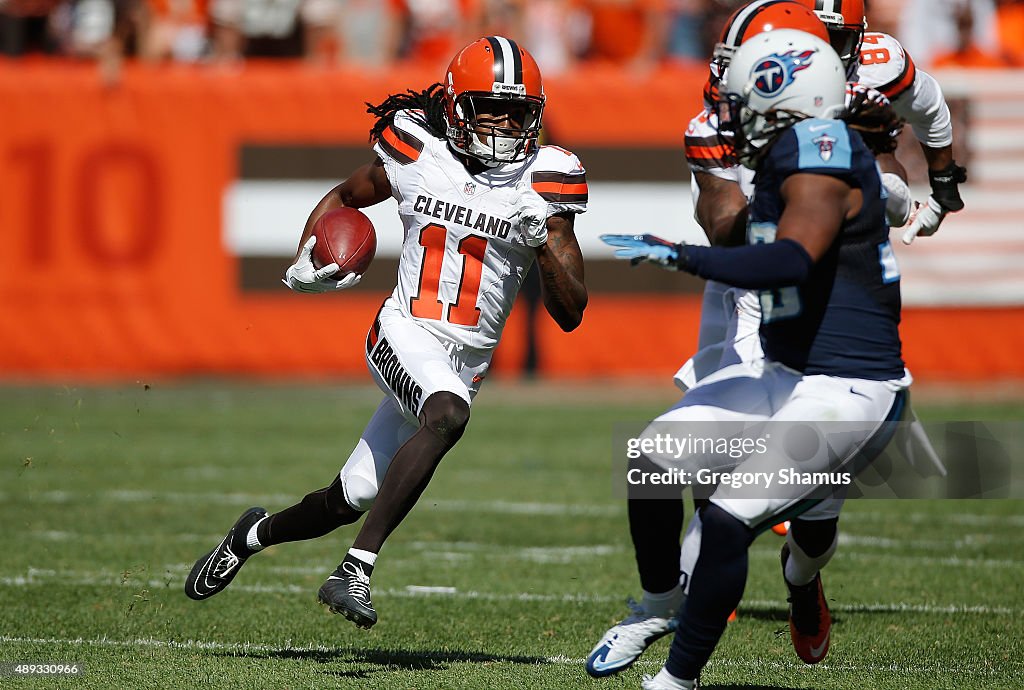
[704,0,830,104]
[443,36,545,165]
[794,0,867,70]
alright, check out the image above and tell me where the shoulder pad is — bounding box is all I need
[685,108,738,171]
[858,32,917,101]
[785,119,853,171]
[532,146,587,203]
[377,111,429,165]
[532,145,589,201]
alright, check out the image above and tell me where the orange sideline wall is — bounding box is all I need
[0,60,1021,382]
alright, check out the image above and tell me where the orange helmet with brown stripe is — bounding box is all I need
[704,1,829,105]
[793,0,867,70]
[443,36,545,166]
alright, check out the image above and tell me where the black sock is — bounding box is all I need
[338,552,374,578]
[628,497,684,593]
[626,452,685,593]
[666,504,754,681]
[259,475,360,546]
[789,517,838,558]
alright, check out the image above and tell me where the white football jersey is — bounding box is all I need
[373,110,587,351]
[852,32,953,149]
[681,106,760,389]
[683,107,755,194]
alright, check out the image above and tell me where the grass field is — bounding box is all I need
[2,382,1023,689]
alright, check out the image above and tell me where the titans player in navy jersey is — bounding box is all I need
[603,30,910,689]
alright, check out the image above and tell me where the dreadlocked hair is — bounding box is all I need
[367,83,448,143]
[842,84,904,156]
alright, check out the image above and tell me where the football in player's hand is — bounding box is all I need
[311,207,376,276]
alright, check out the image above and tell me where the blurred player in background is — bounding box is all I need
[606,29,910,688]
[801,0,967,243]
[184,35,589,630]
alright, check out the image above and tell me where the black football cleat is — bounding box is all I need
[185,506,267,601]
[318,559,377,629]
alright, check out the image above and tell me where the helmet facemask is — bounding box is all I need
[704,43,733,105]
[813,9,865,75]
[717,92,807,169]
[447,92,544,166]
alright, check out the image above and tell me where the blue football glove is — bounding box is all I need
[601,234,681,270]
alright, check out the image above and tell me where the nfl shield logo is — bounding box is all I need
[464,182,476,196]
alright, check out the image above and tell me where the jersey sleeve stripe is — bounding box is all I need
[532,181,588,195]
[877,51,917,101]
[380,125,424,165]
[537,191,589,203]
[531,171,587,185]
[530,170,588,202]
[685,134,721,148]
[685,134,737,168]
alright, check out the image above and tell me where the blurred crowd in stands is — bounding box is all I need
[2,0,1022,75]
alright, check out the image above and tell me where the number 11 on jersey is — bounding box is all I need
[410,224,488,327]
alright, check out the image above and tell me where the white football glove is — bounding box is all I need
[282,236,362,293]
[901,196,946,245]
[510,188,549,247]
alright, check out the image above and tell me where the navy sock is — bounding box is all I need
[665,504,754,681]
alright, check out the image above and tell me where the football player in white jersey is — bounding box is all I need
[801,0,967,243]
[184,36,589,630]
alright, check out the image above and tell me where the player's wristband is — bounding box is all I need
[928,162,967,212]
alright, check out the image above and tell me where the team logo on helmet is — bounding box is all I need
[750,49,817,97]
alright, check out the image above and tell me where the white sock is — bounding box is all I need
[245,517,267,552]
[651,667,696,689]
[679,511,703,596]
[348,547,377,566]
[642,586,684,619]
[785,531,838,586]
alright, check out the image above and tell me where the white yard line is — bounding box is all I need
[6,489,1024,527]
[0,569,1014,615]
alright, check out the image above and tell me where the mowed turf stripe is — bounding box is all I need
[0,572,1015,615]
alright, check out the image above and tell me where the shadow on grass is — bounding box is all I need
[702,685,806,690]
[734,607,845,626]
[216,646,552,672]
[733,608,790,624]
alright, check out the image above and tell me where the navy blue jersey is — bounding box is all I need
[748,118,904,380]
